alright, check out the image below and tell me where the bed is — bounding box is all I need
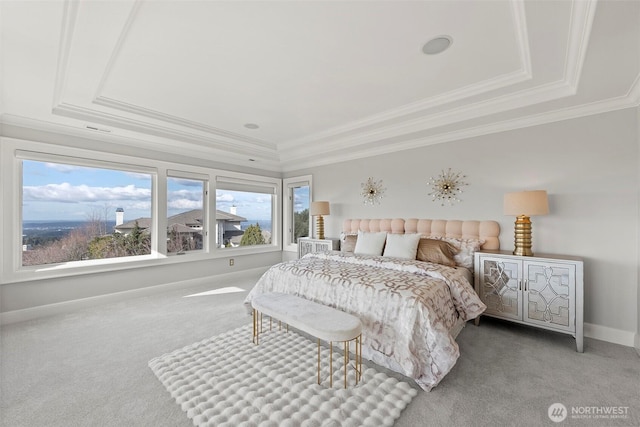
[244,218,500,391]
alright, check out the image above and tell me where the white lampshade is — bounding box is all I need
[310,201,330,216]
[504,190,549,216]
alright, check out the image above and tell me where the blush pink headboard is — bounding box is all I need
[342,218,500,250]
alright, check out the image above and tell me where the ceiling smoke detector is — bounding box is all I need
[422,36,453,55]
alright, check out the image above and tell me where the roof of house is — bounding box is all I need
[114,218,153,231]
[114,209,246,232]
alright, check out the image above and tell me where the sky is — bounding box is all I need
[22,160,292,222]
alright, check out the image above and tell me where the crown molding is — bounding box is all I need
[52,102,280,160]
[0,114,282,173]
[563,0,598,91]
[510,0,532,79]
[94,96,276,151]
[93,0,143,99]
[279,0,596,160]
[627,73,640,106]
[279,79,575,164]
[280,90,639,172]
[279,0,533,151]
[51,0,79,108]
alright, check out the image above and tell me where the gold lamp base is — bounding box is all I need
[513,215,534,257]
[316,215,325,240]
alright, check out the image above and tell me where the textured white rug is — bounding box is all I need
[149,324,417,427]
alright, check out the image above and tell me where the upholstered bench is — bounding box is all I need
[251,292,362,388]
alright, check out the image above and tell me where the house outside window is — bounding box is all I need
[21,158,153,266]
[3,139,282,283]
[215,176,279,249]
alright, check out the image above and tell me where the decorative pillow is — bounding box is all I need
[416,238,459,267]
[382,233,422,260]
[353,231,387,256]
[436,237,484,269]
[341,234,357,252]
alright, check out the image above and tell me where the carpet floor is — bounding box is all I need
[149,324,416,426]
[1,271,639,426]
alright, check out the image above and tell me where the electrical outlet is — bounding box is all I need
[229,258,234,266]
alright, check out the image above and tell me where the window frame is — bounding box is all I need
[1,137,282,284]
[214,173,281,252]
[282,175,312,252]
[166,170,210,256]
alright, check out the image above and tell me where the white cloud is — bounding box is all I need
[169,189,202,202]
[23,183,151,203]
[168,199,202,210]
[216,193,235,202]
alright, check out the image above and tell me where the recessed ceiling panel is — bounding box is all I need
[98,1,523,142]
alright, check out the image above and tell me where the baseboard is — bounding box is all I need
[584,322,636,347]
[0,267,268,325]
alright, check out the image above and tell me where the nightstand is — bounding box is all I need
[474,250,584,352]
[298,237,340,258]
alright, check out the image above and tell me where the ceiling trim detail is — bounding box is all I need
[52,102,280,161]
[93,96,276,150]
[280,0,533,150]
[51,0,79,108]
[93,0,143,99]
[280,87,640,172]
[0,114,283,172]
[563,0,598,91]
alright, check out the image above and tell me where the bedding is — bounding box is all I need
[244,251,486,391]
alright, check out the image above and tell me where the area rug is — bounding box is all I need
[149,324,417,427]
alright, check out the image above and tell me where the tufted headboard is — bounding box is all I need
[342,218,500,250]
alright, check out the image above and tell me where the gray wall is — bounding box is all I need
[287,108,639,343]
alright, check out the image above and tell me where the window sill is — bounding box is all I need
[2,245,281,284]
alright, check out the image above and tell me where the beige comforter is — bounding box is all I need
[244,251,486,391]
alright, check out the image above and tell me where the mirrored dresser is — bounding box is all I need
[474,250,584,352]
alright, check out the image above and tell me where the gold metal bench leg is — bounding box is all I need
[329,341,333,388]
[344,340,349,389]
[355,335,359,385]
[359,335,362,384]
[252,309,259,345]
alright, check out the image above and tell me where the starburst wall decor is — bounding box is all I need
[428,168,468,206]
[361,177,386,205]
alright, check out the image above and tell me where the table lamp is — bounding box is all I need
[310,201,330,240]
[504,190,549,256]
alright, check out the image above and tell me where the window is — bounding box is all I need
[3,139,282,283]
[167,172,207,255]
[283,176,312,252]
[215,176,279,249]
[21,158,153,266]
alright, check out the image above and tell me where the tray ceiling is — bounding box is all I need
[1,0,639,172]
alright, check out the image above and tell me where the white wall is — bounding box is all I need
[287,108,639,346]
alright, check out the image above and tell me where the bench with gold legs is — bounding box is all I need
[251,292,362,388]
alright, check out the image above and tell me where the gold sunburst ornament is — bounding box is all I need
[361,177,386,205]
[428,168,468,206]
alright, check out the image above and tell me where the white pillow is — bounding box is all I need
[354,231,387,256]
[383,233,421,260]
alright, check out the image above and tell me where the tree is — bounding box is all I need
[240,223,266,246]
[124,221,150,255]
[293,208,309,243]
